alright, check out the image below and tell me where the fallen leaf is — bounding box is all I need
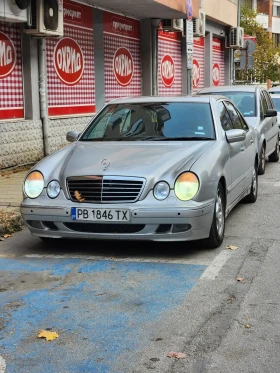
[38,330,59,341]
[236,277,244,282]
[74,190,85,203]
[94,292,106,296]
[167,351,186,359]
[244,324,251,329]
[226,245,239,251]
[2,234,12,239]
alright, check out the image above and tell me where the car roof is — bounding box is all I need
[198,85,262,93]
[268,88,280,92]
[108,95,215,104]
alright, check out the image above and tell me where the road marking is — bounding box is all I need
[0,356,6,373]
[22,253,212,266]
[200,250,232,280]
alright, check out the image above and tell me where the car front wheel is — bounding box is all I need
[258,144,266,175]
[243,163,258,203]
[205,182,225,249]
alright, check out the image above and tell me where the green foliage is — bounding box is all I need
[239,0,280,82]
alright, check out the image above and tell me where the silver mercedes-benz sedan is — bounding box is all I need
[21,96,258,248]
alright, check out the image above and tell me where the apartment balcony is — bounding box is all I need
[202,0,238,27]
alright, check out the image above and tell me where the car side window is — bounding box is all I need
[260,92,268,115]
[236,111,249,131]
[224,102,244,130]
[217,101,233,131]
[263,90,274,109]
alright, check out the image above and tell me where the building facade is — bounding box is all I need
[0,0,238,169]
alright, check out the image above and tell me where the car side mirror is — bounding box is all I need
[66,131,80,142]
[226,129,246,144]
[265,109,277,118]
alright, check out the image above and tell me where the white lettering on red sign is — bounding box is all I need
[192,59,200,88]
[113,47,134,86]
[161,55,175,87]
[212,63,220,86]
[64,8,82,20]
[53,37,84,85]
[0,31,16,79]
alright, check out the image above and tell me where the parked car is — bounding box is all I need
[197,85,279,175]
[269,93,280,138]
[268,86,280,94]
[21,96,258,249]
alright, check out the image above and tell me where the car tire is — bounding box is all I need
[268,141,279,162]
[205,182,225,249]
[243,162,258,203]
[258,144,266,175]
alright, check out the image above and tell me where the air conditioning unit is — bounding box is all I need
[0,0,30,23]
[229,26,244,48]
[193,11,206,37]
[161,19,184,32]
[24,0,63,37]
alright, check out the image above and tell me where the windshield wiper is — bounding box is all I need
[139,136,214,141]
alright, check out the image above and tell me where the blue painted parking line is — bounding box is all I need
[0,258,206,373]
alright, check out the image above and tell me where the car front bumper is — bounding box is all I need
[20,191,215,242]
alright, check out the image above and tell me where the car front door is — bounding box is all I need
[263,90,278,154]
[224,101,250,201]
[217,101,244,205]
[260,90,274,155]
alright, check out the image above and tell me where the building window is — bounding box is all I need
[273,5,280,16]
[272,33,280,47]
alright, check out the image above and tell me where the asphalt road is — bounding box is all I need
[1,161,280,373]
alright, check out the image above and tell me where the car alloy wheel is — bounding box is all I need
[258,145,266,175]
[252,167,257,198]
[215,189,225,238]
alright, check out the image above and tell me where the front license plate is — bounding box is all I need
[71,207,130,222]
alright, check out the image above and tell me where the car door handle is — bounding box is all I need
[250,138,254,144]
[240,146,245,152]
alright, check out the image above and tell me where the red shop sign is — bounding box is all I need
[53,37,84,85]
[0,31,16,79]
[161,55,175,87]
[212,63,221,86]
[113,47,134,86]
[192,59,200,88]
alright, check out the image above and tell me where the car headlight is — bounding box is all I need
[47,180,60,199]
[174,172,199,201]
[154,181,170,200]
[24,171,44,199]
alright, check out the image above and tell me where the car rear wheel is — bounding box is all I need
[205,182,225,249]
[268,141,279,162]
[258,144,266,175]
[243,163,258,203]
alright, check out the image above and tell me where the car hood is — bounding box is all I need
[61,141,214,181]
[244,116,258,128]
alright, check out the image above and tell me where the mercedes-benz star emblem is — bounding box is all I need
[101,159,110,170]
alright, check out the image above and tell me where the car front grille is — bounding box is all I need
[67,176,145,204]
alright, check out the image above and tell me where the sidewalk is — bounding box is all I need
[0,168,30,208]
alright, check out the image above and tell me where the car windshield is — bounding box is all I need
[271,97,280,111]
[201,91,256,117]
[80,102,215,141]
